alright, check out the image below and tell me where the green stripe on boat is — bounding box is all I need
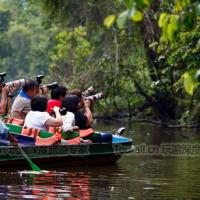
[5,123,79,140]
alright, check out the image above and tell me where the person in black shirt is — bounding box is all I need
[68,89,93,130]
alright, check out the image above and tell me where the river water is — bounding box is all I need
[0,121,200,200]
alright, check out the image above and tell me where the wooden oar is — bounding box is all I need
[8,134,41,172]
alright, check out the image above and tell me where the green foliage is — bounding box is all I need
[104,15,116,28]
[0,0,58,80]
[103,0,149,29]
[182,71,197,95]
[0,0,199,123]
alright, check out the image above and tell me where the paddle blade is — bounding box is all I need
[19,146,42,172]
[29,162,42,172]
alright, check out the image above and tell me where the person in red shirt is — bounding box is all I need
[47,86,67,114]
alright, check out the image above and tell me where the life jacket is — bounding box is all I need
[47,99,61,114]
[22,126,60,146]
[35,134,60,146]
[21,126,40,140]
[48,127,62,135]
[79,128,94,138]
[4,117,24,126]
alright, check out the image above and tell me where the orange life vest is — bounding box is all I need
[79,128,94,138]
[22,126,60,146]
[48,127,62,135]
[21,126,40,140]
[4,117,24,126]
[35,135,60,146]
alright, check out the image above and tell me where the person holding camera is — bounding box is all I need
[68,89,93,130]
[0,83,18,116]
[61,95,92,143]
[0,84,9,115]
[11,79,39,120]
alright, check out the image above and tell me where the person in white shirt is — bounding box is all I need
[61,95,80,133]
[24,96,62,131]
[61,95,92,143]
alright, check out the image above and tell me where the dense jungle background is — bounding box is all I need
[0,0,199,125]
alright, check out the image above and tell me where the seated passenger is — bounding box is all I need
[61,95,80,132]
[68,89,93,129]
[24,96,62,131]
[61,95,92,143]
[0,119,9,139]
[11,79,39,120]
[47,86,67,114]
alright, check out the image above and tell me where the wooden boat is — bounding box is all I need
[0,124,134,169]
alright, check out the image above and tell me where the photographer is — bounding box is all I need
[0,84,9,115]
[11,79,39,120]
[0,83,18,116]
[68,89,93,129]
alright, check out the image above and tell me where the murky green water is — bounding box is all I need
[0,121,200,200]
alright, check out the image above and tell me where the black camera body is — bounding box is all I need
[36,75,44,85]
[0,72,7,86]
[59,107,67,115]
[52,107,66,116]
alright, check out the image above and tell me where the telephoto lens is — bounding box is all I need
[5,79,26,88]
[82,86,95,97]
[85,92,104,101]
[43,82,59,90]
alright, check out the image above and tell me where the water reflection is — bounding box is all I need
[0,170,92,199]
[0,122,200,199]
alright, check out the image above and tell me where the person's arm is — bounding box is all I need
[38,86,49,96]
[84,99,93,127]
[0,86,9,115]
[45,106,63,127]
[6,85,18,116]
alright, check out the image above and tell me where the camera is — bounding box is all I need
[82,86,95,97]
[43,82,59,90]
[0,72,25,89]
[59,108,66,115]
[36,75,44,85]
[52,107,66,116]
[0,72,7,86]
[84,92,104,101]
[5,79,26,88]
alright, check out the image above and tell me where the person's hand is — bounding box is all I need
[84,99,91,108]
[41,86,49,95]
[53,106,60,113]
[38,86,49,95]
[73,126,80,132]
[9,85,18,94]
[1,85,9,98]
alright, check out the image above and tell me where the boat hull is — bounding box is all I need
[0,138,134,169]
